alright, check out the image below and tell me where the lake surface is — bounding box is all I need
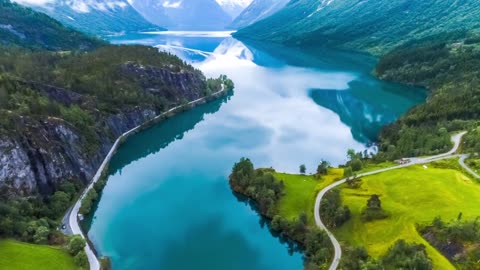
[88,31,426,270]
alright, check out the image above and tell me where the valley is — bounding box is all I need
[84,32,429,270]
[1,0,480,269]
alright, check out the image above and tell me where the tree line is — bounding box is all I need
[375,31,480,160]
[230,158,334,269]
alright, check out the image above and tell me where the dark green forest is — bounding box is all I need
[375,31,480,159]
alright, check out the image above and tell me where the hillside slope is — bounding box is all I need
[234,0,480,55]
[0,0,102,50]
[14,0,164,36]
[375,32,480,159]
[229,0,289,29]
[0,3,233,251]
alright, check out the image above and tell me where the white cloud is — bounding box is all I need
[215,0,252,8]
[162,0,182,8]
[65,0,89,12]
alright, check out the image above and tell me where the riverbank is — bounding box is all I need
[66,87,232,270]
[229,160,334,269]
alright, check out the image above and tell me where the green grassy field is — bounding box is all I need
[358,161,397,174]
[274,168,344,225]
[0,240,78,270]
[335,165,480,270]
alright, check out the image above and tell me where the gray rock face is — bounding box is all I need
[121,62,207,103]
[0,64,209,196]
[0,137,35,195]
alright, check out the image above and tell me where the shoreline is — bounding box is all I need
[66,87,231,270]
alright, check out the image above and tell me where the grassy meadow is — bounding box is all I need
[334,165,480,269]
[273,168,344,225]
[0,240,78,270]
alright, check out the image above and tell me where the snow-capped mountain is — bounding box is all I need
[215,0,252,18]
[229,0,290,29]
[212,37,253,60]
[129,0,233,30]
[13,0,163,36]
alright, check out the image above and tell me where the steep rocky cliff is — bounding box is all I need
[0,57,230,197]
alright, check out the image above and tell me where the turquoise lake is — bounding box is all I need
[87,31,427,270]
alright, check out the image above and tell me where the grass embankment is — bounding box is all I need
[0,240,78,270]
[335,165,480,270]
[274,168,344,226]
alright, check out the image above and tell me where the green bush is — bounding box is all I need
[32,226,49,244]
[73,250,89,268]
[79,189,98,215]
[67,236,86,256]
[320,189,351,228]
[230,158,284,215]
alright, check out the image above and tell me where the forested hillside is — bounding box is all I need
[234,0,480,55]
[375,32,480,159]
[0,0,103,50]
[0,2,233,254]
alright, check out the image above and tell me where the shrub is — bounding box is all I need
[67,235,86,256]
[74,250,89,268]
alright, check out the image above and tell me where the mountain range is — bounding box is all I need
[129,0,233,30]
[14,0,256,34]
[216,0,252,18]
[0,0,103,49]
[13,0,164,36]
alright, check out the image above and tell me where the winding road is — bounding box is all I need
[62,88,228,270]
[314,131,479,270]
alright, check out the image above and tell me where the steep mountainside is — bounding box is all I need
[375,32,480,159]
[14,0,164,36]
[0,0,103,50]
[0,0,233,196]
[0,4,233,247]
[216,0,252,19]
[234,0,480,55]
[130,0,232,30]
[229,0,289,29]
[0,45,231,196]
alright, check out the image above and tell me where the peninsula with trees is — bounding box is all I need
[230,131,480,269]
